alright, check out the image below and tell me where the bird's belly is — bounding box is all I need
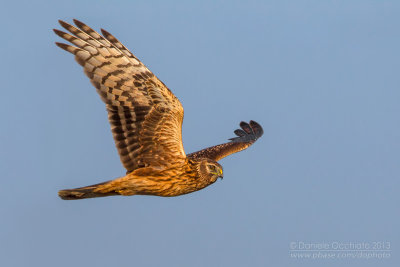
[130,176,211,197]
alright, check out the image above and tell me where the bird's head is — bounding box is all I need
[199,159,224,183]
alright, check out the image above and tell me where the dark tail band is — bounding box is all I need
[58,181,117,200]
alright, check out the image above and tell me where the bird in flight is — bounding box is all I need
[54,19,263,200]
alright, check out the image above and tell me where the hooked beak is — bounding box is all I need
[218,169,224,179]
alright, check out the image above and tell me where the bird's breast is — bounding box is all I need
[127,166,212,197]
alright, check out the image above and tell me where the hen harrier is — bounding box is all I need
[54,19,263,200]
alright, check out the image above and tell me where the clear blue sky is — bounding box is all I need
[1,1,399,266]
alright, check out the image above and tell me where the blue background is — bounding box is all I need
[1,1,399,266]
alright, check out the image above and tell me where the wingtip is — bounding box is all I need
[101,28,118,42]
[249,120,261,128]
[73,18,83,26]
[249,120,264,138]
[239,121,248,127]
[55,41,65,47]
[240,121,253,134]
[58,19,70,29]
[229,120,264,142]
[101,28,110,36]
[73,19,88,30]
[55,42,70,52]
[53,28,66,38]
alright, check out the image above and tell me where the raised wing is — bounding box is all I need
[187,121,263,161]
[54,19,186,172]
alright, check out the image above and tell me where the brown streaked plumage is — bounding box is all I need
[55,19,263,200]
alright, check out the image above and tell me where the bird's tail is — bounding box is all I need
[58,181,118,200]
